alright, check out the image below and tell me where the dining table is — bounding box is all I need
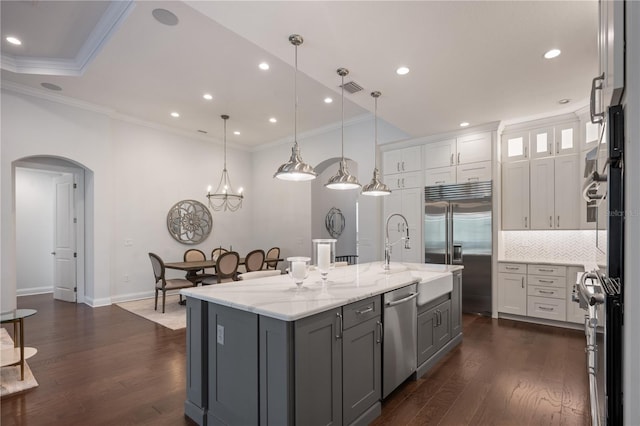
[165,257,283,283]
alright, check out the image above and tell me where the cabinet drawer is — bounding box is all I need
[527,264,567,277]
[528,285,566,300]
[527,275,566,288]
[343,296,380,329]
[498,263,526,274]
[425,166,456,186]
[456,161,492,183]
[527,296,567,321]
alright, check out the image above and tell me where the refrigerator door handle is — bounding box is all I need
[444,204,450,264]
[453,244,463,263]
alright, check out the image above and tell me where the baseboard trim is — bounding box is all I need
[498,313,584,331]
[17,287,53,297]
[110,291,155,304]
[85,296,112,307]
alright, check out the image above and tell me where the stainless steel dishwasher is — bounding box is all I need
[383,283,418,398]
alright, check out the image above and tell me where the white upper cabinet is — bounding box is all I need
[424,167,456,186]
[423,132,493,185]
[423,139,456,169]
[501,131,529,162]
[502,161,530,230]
[456,132,492,164]
[599,0,625,108]
[554,122,579,156]
[530,158,555,229]
[529,155,580,230]
[387,170,422,190]
[530,127,554,159]
[554,155,580,229]
[383,146,422,175]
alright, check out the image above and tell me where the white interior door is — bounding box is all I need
[53,174,76,302]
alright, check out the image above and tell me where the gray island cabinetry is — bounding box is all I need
[181,262,461,426]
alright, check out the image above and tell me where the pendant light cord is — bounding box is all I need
[294,43,298,144]
[341,73,345,159]
[374,95,378,166]
[223,117,227,171]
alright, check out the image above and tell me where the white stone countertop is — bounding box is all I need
[498,258,605,270]
[181,262,463,321]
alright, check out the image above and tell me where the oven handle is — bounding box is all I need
[578,272,605,306]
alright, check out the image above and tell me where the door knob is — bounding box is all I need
[51,251,56,255]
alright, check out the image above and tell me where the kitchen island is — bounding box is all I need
[181,262,463,426]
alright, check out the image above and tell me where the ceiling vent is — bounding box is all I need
[340,81,363,94]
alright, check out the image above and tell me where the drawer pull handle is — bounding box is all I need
[355,306,374,315]
[539,306,555,312]
[435,180,445,184]
[505,266,520,270]
[538,279,554,284]
[539,290,555,295]
[538,268,554,272]
[521,277,525,289]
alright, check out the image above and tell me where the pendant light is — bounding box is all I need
[326,68,361,190]
[362,91,391,196]
[206,114,244,211]
[274,34,317,181]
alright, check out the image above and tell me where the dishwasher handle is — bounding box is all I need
[385,292,418,307]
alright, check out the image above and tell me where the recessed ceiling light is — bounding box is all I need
[558,98,571,104]
[152,8,178,26]
[259,62,270,70]
[269,117,277,123]
[544,49,561,59]
[459,122,470,127]
[203,93,213,101]
[171,112,180,118]
[6,36,21,46]
[324,97,333,104]
[233,131,240,135]
[396,66,410,75]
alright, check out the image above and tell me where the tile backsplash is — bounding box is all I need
[502,230,607,265]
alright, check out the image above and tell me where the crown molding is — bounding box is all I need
[2,81,252,152]
[0,1,135,76]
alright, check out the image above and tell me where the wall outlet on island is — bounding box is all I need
[217,325,224,345]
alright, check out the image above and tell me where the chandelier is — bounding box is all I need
[206,114,243,211]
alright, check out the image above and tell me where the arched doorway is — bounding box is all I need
[13,156,93,305]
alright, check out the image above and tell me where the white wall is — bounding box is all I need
[1,90,113,310]
[111,119,253,301]
[1,89,254,307]
[15,168,60,295]
[250,118,409,264]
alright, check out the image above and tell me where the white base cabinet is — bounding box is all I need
[498,261,599,326]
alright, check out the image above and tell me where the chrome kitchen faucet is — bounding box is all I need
[384,213,410,270]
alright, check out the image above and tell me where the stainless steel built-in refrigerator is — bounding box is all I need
[424,181,492,315]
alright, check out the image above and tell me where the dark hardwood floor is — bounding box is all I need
[2,294,589,426]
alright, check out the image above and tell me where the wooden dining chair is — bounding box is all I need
[244,249,266,273]
[203,251,240,284]
[148,253,196,313]
[211,247,229,261]
[264,247,280,270]
[183,249,216,285]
